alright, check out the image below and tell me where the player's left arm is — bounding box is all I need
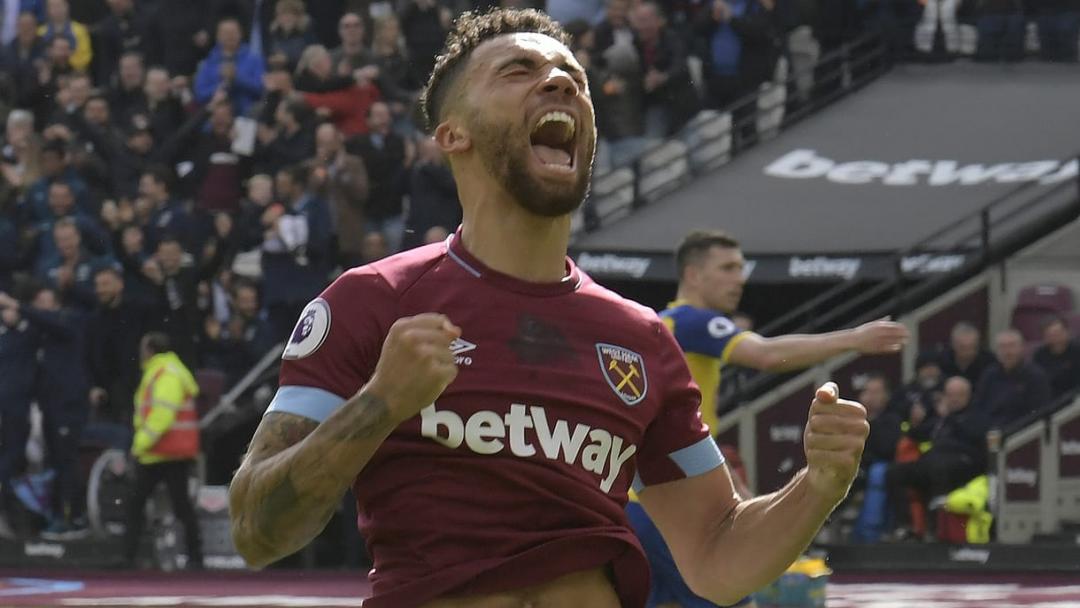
[729,319,909,372]
[637,383,867,605]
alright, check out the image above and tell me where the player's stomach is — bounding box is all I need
[418,567,620,608]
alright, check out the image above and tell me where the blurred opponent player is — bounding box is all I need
[229,9,873,608]
[627,229,908,608]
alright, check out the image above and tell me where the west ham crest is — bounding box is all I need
[596,343,648,406]
[282,298,331,360]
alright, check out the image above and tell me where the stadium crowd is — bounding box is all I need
[0,0,1077,545]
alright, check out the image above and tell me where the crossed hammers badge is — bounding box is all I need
[596,343,648,406]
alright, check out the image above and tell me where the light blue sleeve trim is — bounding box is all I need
[265,385,347,423]
[669,436,726,478]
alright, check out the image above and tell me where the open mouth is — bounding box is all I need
[530,110,576,173]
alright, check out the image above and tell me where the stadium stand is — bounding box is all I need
[0,0,1079,594]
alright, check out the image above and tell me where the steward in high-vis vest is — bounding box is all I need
[122,332,204,569]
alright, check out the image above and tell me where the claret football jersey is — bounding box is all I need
[268,231,724,608]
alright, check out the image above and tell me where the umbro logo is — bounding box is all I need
[450,338,476,365]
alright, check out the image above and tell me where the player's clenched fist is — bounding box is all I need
[367,313,462,424]
[803,382,869,505]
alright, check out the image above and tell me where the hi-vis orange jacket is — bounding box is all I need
[131,352,201,465]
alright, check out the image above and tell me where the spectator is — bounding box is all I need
[400,0,451,88]
[886,376,988,541]
[235,173,274,252]
[194,17,265,117]
[142,236,202,368]
[974,328,1053,429]
[188,94,247,215]
[37,0,92,73]
[32,179,109,263]
[92,0,151,84]
[122,331,204,571]
[306,122,369,269]
[361,229,388,263]
[106,51,145,121]
[295,44,382,137]
[4,12,45,106]
[861,372,902,466]
[403,135,460,251]
[974,0,1025,62]
[46,71,92,131]
[630,2,700,137]
[346,101,409,254]
[937,321,995,385]
[1032,0,1080,62]
[86,265,156,424]
[1033,315,1080,399]
[264,0,317,72]
[112,222,156,304]
[2,286,90,538]
[892,351,944,441]
[330,12,376,73]
[588,23,648,172]
[129,66,185,144]
[19,137,92,222]
[1,109,42,211]
[144,0,214,77]
[139,164,195,254]
[0,287,37,518]
[370,14,421,130]
[592,0,635,62]
[262,164,332,337]
[36,217,113,310]
[201,279,275,384]
[256,94,315,175]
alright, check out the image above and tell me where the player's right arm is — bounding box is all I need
[228,311,460,568]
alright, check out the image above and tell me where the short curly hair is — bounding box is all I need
[420,8,570,133]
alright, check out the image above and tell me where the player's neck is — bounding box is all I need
[459,206,570,283]
[675,288,706,309]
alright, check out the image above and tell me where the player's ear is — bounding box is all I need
[434,120,470,155]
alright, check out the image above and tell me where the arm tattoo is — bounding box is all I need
[331,392,392,441]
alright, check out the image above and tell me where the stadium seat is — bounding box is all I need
[194,369,228,419]
[1012,308,1052,343]
[1015,284,1074,314]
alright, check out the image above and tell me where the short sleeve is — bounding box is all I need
[266,267,397,423]
[634,320,725,491]
[668,308,746,365]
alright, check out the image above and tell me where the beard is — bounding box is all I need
[467,108,594,217]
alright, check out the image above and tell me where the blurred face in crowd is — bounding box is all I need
[950,325,981,364]
[119,54,145,89]
[156,240,184,274]
[367,102,391,134]
[916,361,942,390]
[48,182,75,217]
[274,170,300,202]
[338,13,365,49]
[315,123,342,160]
[686,245,745,313]
[84,98,110,127]
[138,173,166,203]
[33,288,60,311]
[6,112,33,147]
[247,175,273,206]
[217,19,243,55]
[49,37,73,66]
[940,376,972,416]
[68,76,91,107]
[144,67,170,102]
[234,285,260,319]
[606,0,629,27]
[275,1,303,30]
[630,3,663,43]
[305,46,333,79]
[210,103,234,135]
[46,0,69,24]
[53,223,81,260]
[94,270,124,306]
[373,15,401,50]
[859,377,890,419]
[107,0,133,15]
[1043,318,1071,354]
[41,148,65,177]
[121,224,144,255]
[362,231,388,262]
[16,13,37,45]
[995,329,1025,371]
[424,225,450,244]
[127,128,153,155]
